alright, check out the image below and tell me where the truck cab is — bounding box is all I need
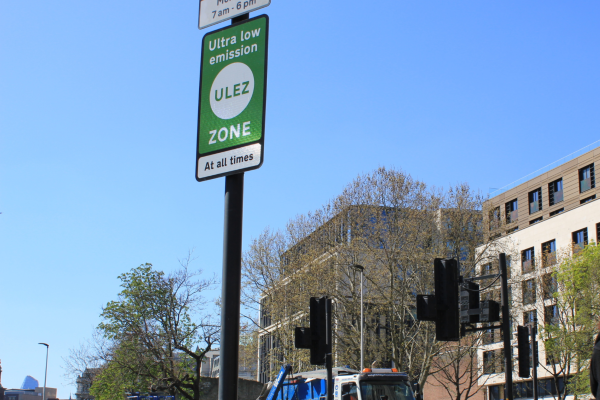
[334,368,416,400]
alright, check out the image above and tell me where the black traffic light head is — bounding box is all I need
[460,281,480,324]
[309,296,331,365]
[417,295,437,321]
[295,327,312,349]
[434,258,460,341]
[517,325,531,378]
[480,300,500,322]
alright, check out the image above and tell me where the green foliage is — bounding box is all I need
[540,243,600,399]
[91,262,218,400]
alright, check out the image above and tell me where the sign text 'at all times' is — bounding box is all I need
[196,16,268,182]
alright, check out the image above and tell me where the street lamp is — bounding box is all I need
[38,343,49,400]
[351,264,365,371]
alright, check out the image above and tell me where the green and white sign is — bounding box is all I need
[196,15,268,182]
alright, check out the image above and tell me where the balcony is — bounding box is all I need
[553,190,563,203]
[581,178,592,192]
[489,220,501,231]
[529,202,539,214]
[522,259,534,273]
[544,252,557,267]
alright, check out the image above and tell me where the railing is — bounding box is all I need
[522,259,534,273]
[489,140,600,198]
[543,252,557,267]
[573,243,585,254]
[581,178,592,193]
[529,202,539,214]
[489,220,501,231]
[553,190,563,204]
[508,210,518,223]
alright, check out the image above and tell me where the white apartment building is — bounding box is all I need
[476,143,600,400]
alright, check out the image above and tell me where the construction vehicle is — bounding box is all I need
[262,365,420,400]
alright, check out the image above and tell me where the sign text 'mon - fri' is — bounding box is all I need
[198,0,271,30]
[196,15,268,182]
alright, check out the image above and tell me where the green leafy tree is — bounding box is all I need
[537,243,600,399]
[66,261,219,400]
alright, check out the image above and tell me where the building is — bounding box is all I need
[75,368,99,400]
[200,350,220,378]
[477,144,600,400]
[3,387,58,400]
[0,360,5,400]
[257,202,483,384]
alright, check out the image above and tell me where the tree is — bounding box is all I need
[242,167,507,397]
[536,243,600,400]
[64,260,219,400]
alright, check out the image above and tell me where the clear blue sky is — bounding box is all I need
[1,0,599,397]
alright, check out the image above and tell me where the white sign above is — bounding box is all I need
[198,0,271,30]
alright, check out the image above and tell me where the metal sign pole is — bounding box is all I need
[218,172,245,400]
[532,318,539,400]
[499,253,514,400]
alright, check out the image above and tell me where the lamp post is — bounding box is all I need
[38,343,49,400]
[351,264,365,371]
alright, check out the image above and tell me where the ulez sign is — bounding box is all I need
[198,0,271,30]
[196,15,268,182]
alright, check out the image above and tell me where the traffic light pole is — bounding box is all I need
[532,317,539,400]
[326,298,333,400]
[499,253,514,400]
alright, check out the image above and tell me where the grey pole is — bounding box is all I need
[217,172,245,400]
[499,253,513,400]
[351,264,365,371]
[532,316,539,400]
[360,269,364,371]
[38,343,49,400]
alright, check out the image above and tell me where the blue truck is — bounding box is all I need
[265,366,418,400]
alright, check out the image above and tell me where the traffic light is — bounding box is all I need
[294,296,331,365]
[434,258,460,341]
[460,281,480,324]
[479,300,500,322]
[417,294,437,321]
[517,325,530,378]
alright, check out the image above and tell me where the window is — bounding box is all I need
[506,199,518,223]
[545,305,559,326]
[483,350,501,374]
[481,323,500,344]
[597,222,600,243]
[507,226,518,234]
[579,163,595,193]
[550,208,564,217]
[529,188,542,214]
[549,178,563,205]
[521,247,535,273]
[341,382,358,400]
[542,274,557,300]
[522,279,536,305]
[572,228,588,254]
[523,310,536,325]
[489,206,501,231]
[581,194,596,204]
[529,217,543,225]
[542,240,556,267]
[488,384,503,400]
